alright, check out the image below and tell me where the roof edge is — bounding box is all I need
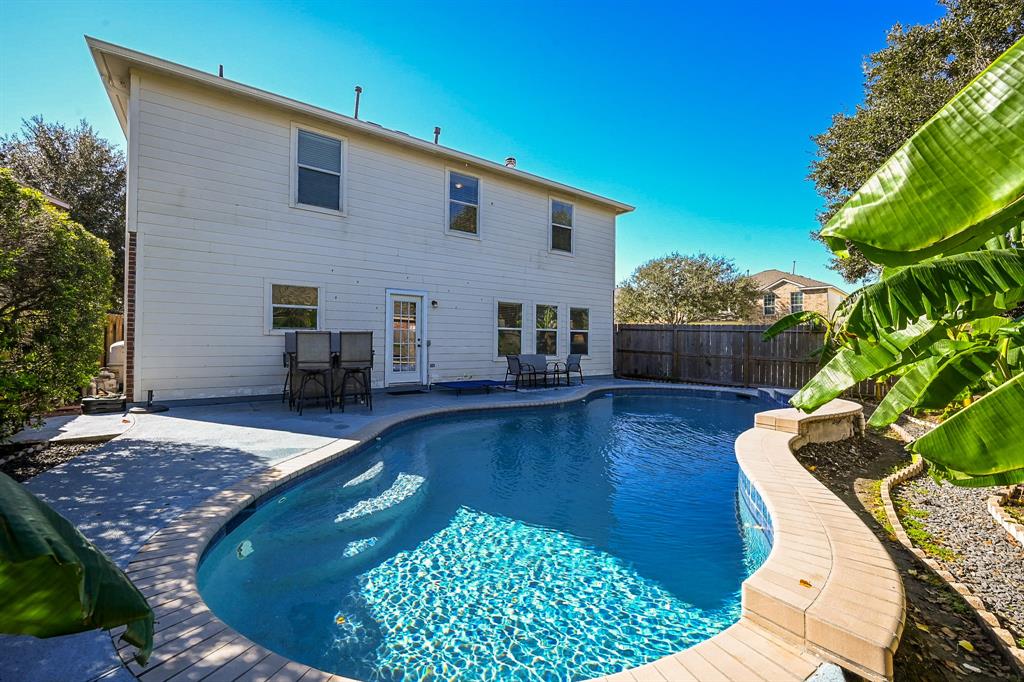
[85,36,634,214]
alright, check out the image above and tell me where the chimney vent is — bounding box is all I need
[218,64,224,78]
[792,260,797,274]
[433,126,441,144]
[353,86,362,119]
[505,157,517,168]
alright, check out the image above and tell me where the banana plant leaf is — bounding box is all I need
[820,37,1024,266]
[0,473,153,664]
[909,372,1024,483]
[926,463,1024,488]
[761,311,827,340]
[840,250,1024,340]
[791,318,939,411]
[867,345,999,428]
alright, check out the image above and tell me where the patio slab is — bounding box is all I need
[9,412,136,444]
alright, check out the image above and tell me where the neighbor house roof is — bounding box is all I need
[750,269,848,295]
[85,36,634,215]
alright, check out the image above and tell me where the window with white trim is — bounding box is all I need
[270,284,321,330]
[497,301,523,356]
[536,304,558,355]
[570,307,589,355]
[790,291,804,313]
[448,171,480,235]
[551,199,573,252]
[295,129,343,211]
[763,293,776,316]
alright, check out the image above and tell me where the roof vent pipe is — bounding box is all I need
[792,260,797,274]
[353,86,362,119]
[433,126,441,144]
[218,64,224,78]
[505,157,516,168]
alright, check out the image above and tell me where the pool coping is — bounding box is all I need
[111,385,902,682]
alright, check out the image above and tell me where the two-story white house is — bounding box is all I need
[87,37,633,402]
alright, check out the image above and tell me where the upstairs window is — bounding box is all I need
[551,199,573,253]
[270,283,321,330]
[295,128,344,212]
[536,304,559,355]
[763,293,776,316]
[497,301,523,356]
[448,171,480,235]
[570,307,589,355]
[790,291,804,313]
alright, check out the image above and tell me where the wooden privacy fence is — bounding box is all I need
[615,324,886,397]
[101,313,124,366]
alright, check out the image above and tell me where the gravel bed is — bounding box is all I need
[0,442,103,482]
[796,429,1021,680]
[897,476,1024,642]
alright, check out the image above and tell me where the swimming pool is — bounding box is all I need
[197,391,772,681]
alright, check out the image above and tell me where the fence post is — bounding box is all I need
[671,328,682,382]
[742,328,752,387]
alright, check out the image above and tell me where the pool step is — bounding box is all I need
[342,461,384,493]
[335,472,427,529]
[266,519,406,592]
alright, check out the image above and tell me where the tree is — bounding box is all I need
[1,117,125,308]
[791,37,1024,487]
[616,253,760,324]
[809,0,1024,284]
[0,168,113,440]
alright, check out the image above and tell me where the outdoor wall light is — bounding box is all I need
[431,300,439,308]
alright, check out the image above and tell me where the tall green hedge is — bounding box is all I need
[0,168,113,440]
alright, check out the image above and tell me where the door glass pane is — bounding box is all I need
[392,300,418,372]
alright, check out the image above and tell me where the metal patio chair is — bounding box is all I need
[281,331,297,407]
[294,331,333,415]
[563,353,584,385]
[336,331,373,411]
[504,355,539,390]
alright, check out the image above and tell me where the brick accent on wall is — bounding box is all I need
[125,232,136,402]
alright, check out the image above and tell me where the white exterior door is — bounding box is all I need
[385,291,426,386]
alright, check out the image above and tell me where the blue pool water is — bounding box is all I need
[197,392,772,681]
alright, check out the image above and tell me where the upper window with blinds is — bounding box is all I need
[293,127,345,213]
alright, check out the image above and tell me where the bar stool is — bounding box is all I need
[336,331,373,411]
[294,331,333,415]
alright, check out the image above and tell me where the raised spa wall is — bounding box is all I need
[735,400,903,681]
[112,387,903,682]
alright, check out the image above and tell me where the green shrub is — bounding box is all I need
[0,168,112,440]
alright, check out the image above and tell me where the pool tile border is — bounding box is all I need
[112,386,901,682]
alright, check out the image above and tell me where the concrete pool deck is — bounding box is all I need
[0,380,901,681]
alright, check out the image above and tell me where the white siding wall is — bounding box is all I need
[130,72,618,400]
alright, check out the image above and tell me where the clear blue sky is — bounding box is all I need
[0,0,944,287]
